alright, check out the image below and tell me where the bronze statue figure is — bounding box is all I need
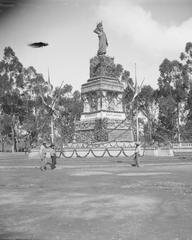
[94,22,108,56]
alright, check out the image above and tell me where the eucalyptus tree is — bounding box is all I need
[179,42,192,140]
[156,58,187,142]
[0,47,26,151]
[137,85,158,142]
[0,114,12,151]
[0,47,52,150]
[54,84,83,143]
[121,69,157,142]
[180,42,192,85]
[22,66,54,144]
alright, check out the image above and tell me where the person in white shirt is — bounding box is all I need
[39,142,47,171]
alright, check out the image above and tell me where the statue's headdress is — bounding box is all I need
[96,22,103,29]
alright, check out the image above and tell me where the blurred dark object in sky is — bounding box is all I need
[0,0,20,9]
[0,0,17,7]
[0,0,23,21]
[28,42,49,48]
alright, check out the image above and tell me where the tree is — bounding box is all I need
[0,47,52,150]
[0,114,12,151]
[180,42,192,140]
[0,46,85,149]
[54,85,83,143]
[18,66,51,145]
[180,42,192,85]
[0,47,26,151]
[121,70,134,116]
[137,85,157,142]
[156,58,187,142]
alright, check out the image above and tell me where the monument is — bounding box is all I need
[75,22,134,143]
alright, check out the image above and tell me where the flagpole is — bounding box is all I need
[135,63,139,142]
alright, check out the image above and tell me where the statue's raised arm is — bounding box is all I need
[93,22,108,56]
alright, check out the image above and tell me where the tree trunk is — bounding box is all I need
[11,128,17,152]
[11,115,17,152]
[149,121,152,142]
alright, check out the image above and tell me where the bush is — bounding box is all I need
[94,118,108,142]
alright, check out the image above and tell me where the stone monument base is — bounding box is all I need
[75,118,134,143]
[75,54,134,144]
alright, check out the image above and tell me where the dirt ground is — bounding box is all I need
[0,154,192,240]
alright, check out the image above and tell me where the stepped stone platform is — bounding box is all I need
[75,55,134,143]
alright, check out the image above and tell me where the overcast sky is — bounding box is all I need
[0,0,192,90]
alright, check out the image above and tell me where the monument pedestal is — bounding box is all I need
[76,117,133,143]
[75,55,134,143]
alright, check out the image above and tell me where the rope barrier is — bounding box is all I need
[89,149,107,158]
[75,149,92,158]
[106,148,122,158]
[60,150,75,158]
[56,146,141,159]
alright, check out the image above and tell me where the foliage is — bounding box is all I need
[0,47,83,151]
[121,71,134,115]
[156,58,188,142]
[180,42,192,138]
[54,85,83,143]
[137,85,157,118]
[94,118,108,142]
[90,55,123,79]
[0,47,26,151]
[137,85,158,142]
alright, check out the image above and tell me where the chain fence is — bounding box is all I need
[56,146,145,159]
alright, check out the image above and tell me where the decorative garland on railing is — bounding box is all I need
[55,147,142,159]
[75,149,92,158]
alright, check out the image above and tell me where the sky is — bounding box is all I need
[0,0,192,91]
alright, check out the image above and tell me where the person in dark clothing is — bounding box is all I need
[132,142,140,167]
[50,144,57,169]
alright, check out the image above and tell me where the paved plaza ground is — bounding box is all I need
[0,153,192,240]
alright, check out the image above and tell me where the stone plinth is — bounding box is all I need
[81,75,125,120]
[75,118,134,142]
[75,55,133,143]
[81,111,126,121]
[82,76,124,94]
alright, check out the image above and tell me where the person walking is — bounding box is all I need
[50,144,57,169]
[39,142,47,171]
[132,142,141,167]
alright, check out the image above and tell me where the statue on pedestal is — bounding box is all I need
[94,22,108,56]
[82,95,90,113]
